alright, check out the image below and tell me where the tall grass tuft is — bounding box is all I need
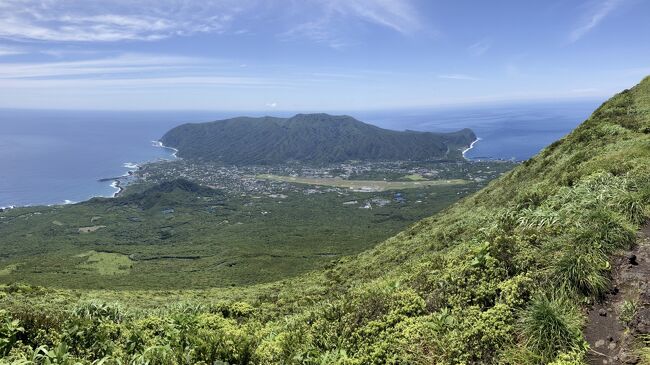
[520,296,584,364]
[578,208,636,252]
[553,246,610,298]
[638,335,650,365]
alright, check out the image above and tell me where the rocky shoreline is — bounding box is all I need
[98,170,134,198]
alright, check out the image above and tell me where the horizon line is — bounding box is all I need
[0,95,606,114]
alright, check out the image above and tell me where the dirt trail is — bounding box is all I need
[585,223,650,364]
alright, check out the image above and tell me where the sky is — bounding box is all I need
[0,0,648,111]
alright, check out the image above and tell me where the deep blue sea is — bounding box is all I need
[0,100,601,207]
[0,110,216,207]
[356,100,602,161]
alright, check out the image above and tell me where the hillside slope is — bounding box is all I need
[1,78,649,364]
[160,113,476,164]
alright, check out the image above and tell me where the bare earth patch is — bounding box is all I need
[585,223,650,364]
[78,225,106,233]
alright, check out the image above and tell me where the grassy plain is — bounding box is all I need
[255,174,467,191]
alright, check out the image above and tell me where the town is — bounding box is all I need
[121,159,518,206]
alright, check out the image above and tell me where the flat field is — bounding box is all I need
[255,174,468,191]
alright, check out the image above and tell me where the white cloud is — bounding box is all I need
[0,53,207,78]
[280,0,424,48]
[467,39,491,56]
[281,20,345,48]
[569,0,624,43]
[330,0,422,35]
[438,74,479,81]
[265,102,278,108]
[0,53,298,91]
[0,0,244,42]
[0,0,425,48]
[0,45,26,56]
[0,76,281,89]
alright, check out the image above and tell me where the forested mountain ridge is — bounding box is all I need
[1,77,649,364]
[160,113,476,164]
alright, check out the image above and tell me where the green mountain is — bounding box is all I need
[160,113,476,164]
[1,77,649,364]
[109,178,222,210]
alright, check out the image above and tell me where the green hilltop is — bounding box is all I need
[0,77,649,364]
[160,113,477,164]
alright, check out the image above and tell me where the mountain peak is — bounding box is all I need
[161,114,476,165]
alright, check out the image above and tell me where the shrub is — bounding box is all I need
[131,344,175,365]
[0,310,23,356]
[72,301,126,323]
[189,313,256,364]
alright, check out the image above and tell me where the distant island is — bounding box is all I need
[160,113,477,164]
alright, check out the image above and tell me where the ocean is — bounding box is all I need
[0,100,601,207]
[0,110,213,207]
[356,100,602,161]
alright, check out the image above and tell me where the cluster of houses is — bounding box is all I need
[129,160,514,215]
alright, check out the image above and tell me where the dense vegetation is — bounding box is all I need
[0,77,649,364]
[161,113,476,164]
[0,173,489,289]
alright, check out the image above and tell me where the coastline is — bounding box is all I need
[111,179,124,198]
[1,115,183,208]
[462,137,481,160]
[153,140,179,158]
[105,140,179,199]
[107,140,178,198]
[99,169,134,198]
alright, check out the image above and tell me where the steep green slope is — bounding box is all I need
[1,78,649,364]
[160,113,476,164]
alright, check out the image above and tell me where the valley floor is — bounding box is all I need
[0,159,514,290]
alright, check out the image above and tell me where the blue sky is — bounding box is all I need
[0,0,648,111]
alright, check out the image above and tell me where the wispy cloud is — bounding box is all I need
[0,0,424,46]
[281,20,349,49]
[0,53,306,91]
[438,74,479,81]
[280,0,424,48]
[569,0,624,43]
[467,39,491,56]
[0,76,283,90]
[332,0,422,35]
[0,54,208,79]
[0,0,243,42]
[0,45,26,56]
